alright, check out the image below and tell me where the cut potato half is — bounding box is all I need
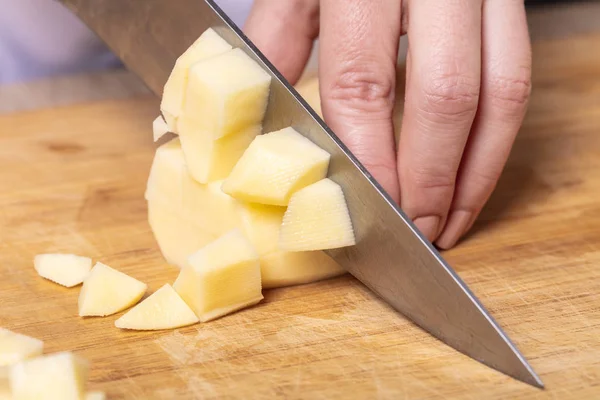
[115,284,198,330]
[280,179,355,251]
[0,329,43,367]
[173,229,263,322]
[33,253,92,288]
[78,263,147,317]
[9,352,88,400]
[183,48,271,139]
[222,127,330,206]
[160,28,232,132]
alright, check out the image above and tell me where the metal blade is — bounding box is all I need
[59,0,543,388]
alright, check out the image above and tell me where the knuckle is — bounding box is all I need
[486,71,532,112]
[421,69,480,119]
[408,166,456,192]
[326,64,396,112]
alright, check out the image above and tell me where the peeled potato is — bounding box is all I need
[222,127,330,206]
[0,329,43,367]
[182,48,271,139]
[173,229,263,322]
[280,178,356,251]
[9,352,88,400]
[115,284,198,330]
[33,253,92,288]
[78,263,147,317]
[160,28,232,132]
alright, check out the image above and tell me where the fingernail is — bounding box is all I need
[413,215,441,242]
[435,210,473,250]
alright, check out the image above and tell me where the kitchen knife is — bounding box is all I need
[59,0,543,388]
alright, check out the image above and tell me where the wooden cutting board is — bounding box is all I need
[1,32,600,400]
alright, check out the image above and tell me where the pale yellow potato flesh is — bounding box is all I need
[280,178,356,251]
[173,229,263,322]
[152,115,170,142]
[115,284,199,330]
[0,329,43,367]
[222,127,330,206]
[148,198,217,268]
[145,139,242,235]
[182,48,271,139]
[261,251,345,289]
[178,118,260,183]
[160,28,232,132]
[33,253,92,288]
[0,367,10,400]
[9,352,88,400]
[78,263,147,317]
[238,202,286,256]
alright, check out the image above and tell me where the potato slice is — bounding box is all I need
[260,251,345,289]
[148,199,217,268]
[173,229,263,322]
[178,119,260,183]
[182,48,271,139]
[222,127,330,206]
[33,253,92,288]
[0,329,43,367]
[280,179,356,251]
[9,352,88,400]
[115,284,198,330]
[85,392,105,400]
[160,28,232,132]
[152,115,170,142]
[78,263,147,317]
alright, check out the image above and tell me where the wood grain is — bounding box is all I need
[1,25,600,400]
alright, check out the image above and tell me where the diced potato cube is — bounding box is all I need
[152,115,170,142]
[178,118,260,183]
[33,253,92,288]
[78,263,147,317]
[144,138,187,208]
[115,284,198,330]
[9,352,88,400]
[0,329,43,367]
[238,203,286,256]
[148,199,217,268]
[222,127,330,206]
[280,179,355,251]
[183,48,271,139]
[173,229,263,322]
[160,28,232,132]
[260,250,345,289]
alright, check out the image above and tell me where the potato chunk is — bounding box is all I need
[173,229,263,322]
[160,28,232,132]
[0,329,43,368]
[280,179,355,251]
[222,127,330,206]
[78,263,147,317]
[34,253,92,288]
[9,352,88,400]
[182,48,271,140]
[115,284,198,330]
[152,115,170,142]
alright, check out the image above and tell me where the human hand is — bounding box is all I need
[244,0,532,249]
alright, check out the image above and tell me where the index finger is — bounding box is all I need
[319,0,402,202]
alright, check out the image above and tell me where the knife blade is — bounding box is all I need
[59,0,543,388]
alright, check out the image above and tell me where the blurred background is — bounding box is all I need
[1,0,597,86]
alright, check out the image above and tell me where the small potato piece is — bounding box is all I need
[115,284,198,330]
[279,179,355,251]
[34,253,92,288]
[78,263,147,317]
[173,229,263,322]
